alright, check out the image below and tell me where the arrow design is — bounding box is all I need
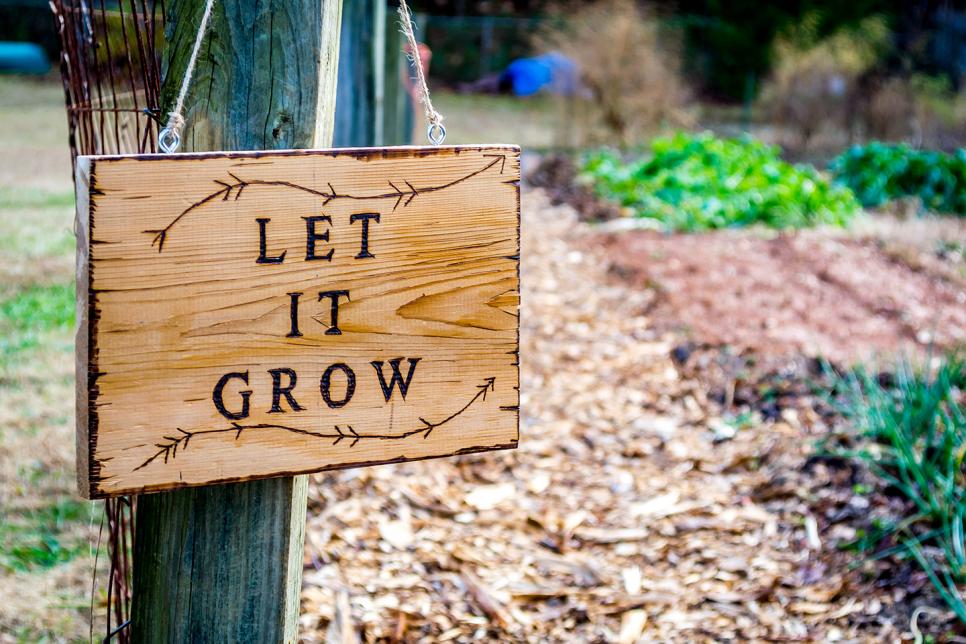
[144,153,508,252]
[133,376,497,472]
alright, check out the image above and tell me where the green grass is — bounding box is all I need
[0,187,74,210]
[827,352,966,622]
[0,499,92,573]
[0,284,76,357]
[0,76,97,640]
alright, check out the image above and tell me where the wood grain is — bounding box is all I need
[77,145,520,498]
[132,477,308,641]
[162,0,342,151]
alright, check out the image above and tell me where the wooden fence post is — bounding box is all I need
[334,0,413,148]
[383,3,415,145]
[333,0,375,147]
[130,1,342,641]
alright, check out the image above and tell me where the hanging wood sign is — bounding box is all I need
[75,146,520,498]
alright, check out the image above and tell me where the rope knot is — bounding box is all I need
[165,112,186,134]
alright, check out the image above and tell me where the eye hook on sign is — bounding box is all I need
[158,127,181,154]
[427,123,446,146]
[399,0,446,146]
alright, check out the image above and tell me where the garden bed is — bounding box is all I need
[298,189,961,641]
[589,220,966,364]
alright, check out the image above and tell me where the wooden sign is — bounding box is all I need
[75,146,520,498]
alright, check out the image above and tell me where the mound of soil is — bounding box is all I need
[592,229,966,364]
[527,154,621,222]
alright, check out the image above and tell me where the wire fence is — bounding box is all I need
[51,0,164,164]
[48,3,164,638]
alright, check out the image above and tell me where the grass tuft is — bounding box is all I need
[827,352,966,622]
[0,283,76,357]
[0,499,92,573]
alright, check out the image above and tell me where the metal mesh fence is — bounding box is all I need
[51,0,165,165]
[49,2,166,638]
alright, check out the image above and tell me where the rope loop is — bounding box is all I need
[398,0,446,145]
[427,123,446,146]
[158,0,216,154]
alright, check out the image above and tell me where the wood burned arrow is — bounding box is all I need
[133,376,498,471]
[144,153,508,252]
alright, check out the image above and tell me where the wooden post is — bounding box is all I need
[334,1,412,148]
[383,3,415,145]
[333,0,375,147]
[372,0,386,146]
[130,1,342,641]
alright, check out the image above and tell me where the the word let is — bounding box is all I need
[256,212,381,264]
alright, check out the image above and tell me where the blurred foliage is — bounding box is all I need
[417,0,559,16]
[909,75,966,150]
[827,353,966,623]
[830,142,966,215]
[534,0,689,145]
[425,15,547,84]
[0,2,62,61]
[579,131,859,231]
[770,13,891,72]
[672,0,902,100]
[760,15,891,148]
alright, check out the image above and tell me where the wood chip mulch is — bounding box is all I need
[299,188,948,643]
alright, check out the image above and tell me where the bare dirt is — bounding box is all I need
[591,226,966,365]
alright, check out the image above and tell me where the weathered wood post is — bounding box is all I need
[334,0,413,148]
[130,1,342,640]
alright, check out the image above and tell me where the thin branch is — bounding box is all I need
[133,376,496,471]
[144,154,507,252]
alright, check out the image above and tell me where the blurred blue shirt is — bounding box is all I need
[500,52,581,97]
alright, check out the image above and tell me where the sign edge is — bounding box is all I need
[74,157,95,498]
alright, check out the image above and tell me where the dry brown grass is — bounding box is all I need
[0,76,103,640]
[759,16,889,152]
[0,346,104,641]
[535,0,690,146]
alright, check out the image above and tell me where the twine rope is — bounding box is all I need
[159,0,216,153]
[160,0,445,151]
[397,0,446,144]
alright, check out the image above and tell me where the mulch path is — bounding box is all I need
[298,189,950,642]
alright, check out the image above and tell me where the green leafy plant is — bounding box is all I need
[830,142,966,215]
[828,352,966,622]
[580,132,860,231]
